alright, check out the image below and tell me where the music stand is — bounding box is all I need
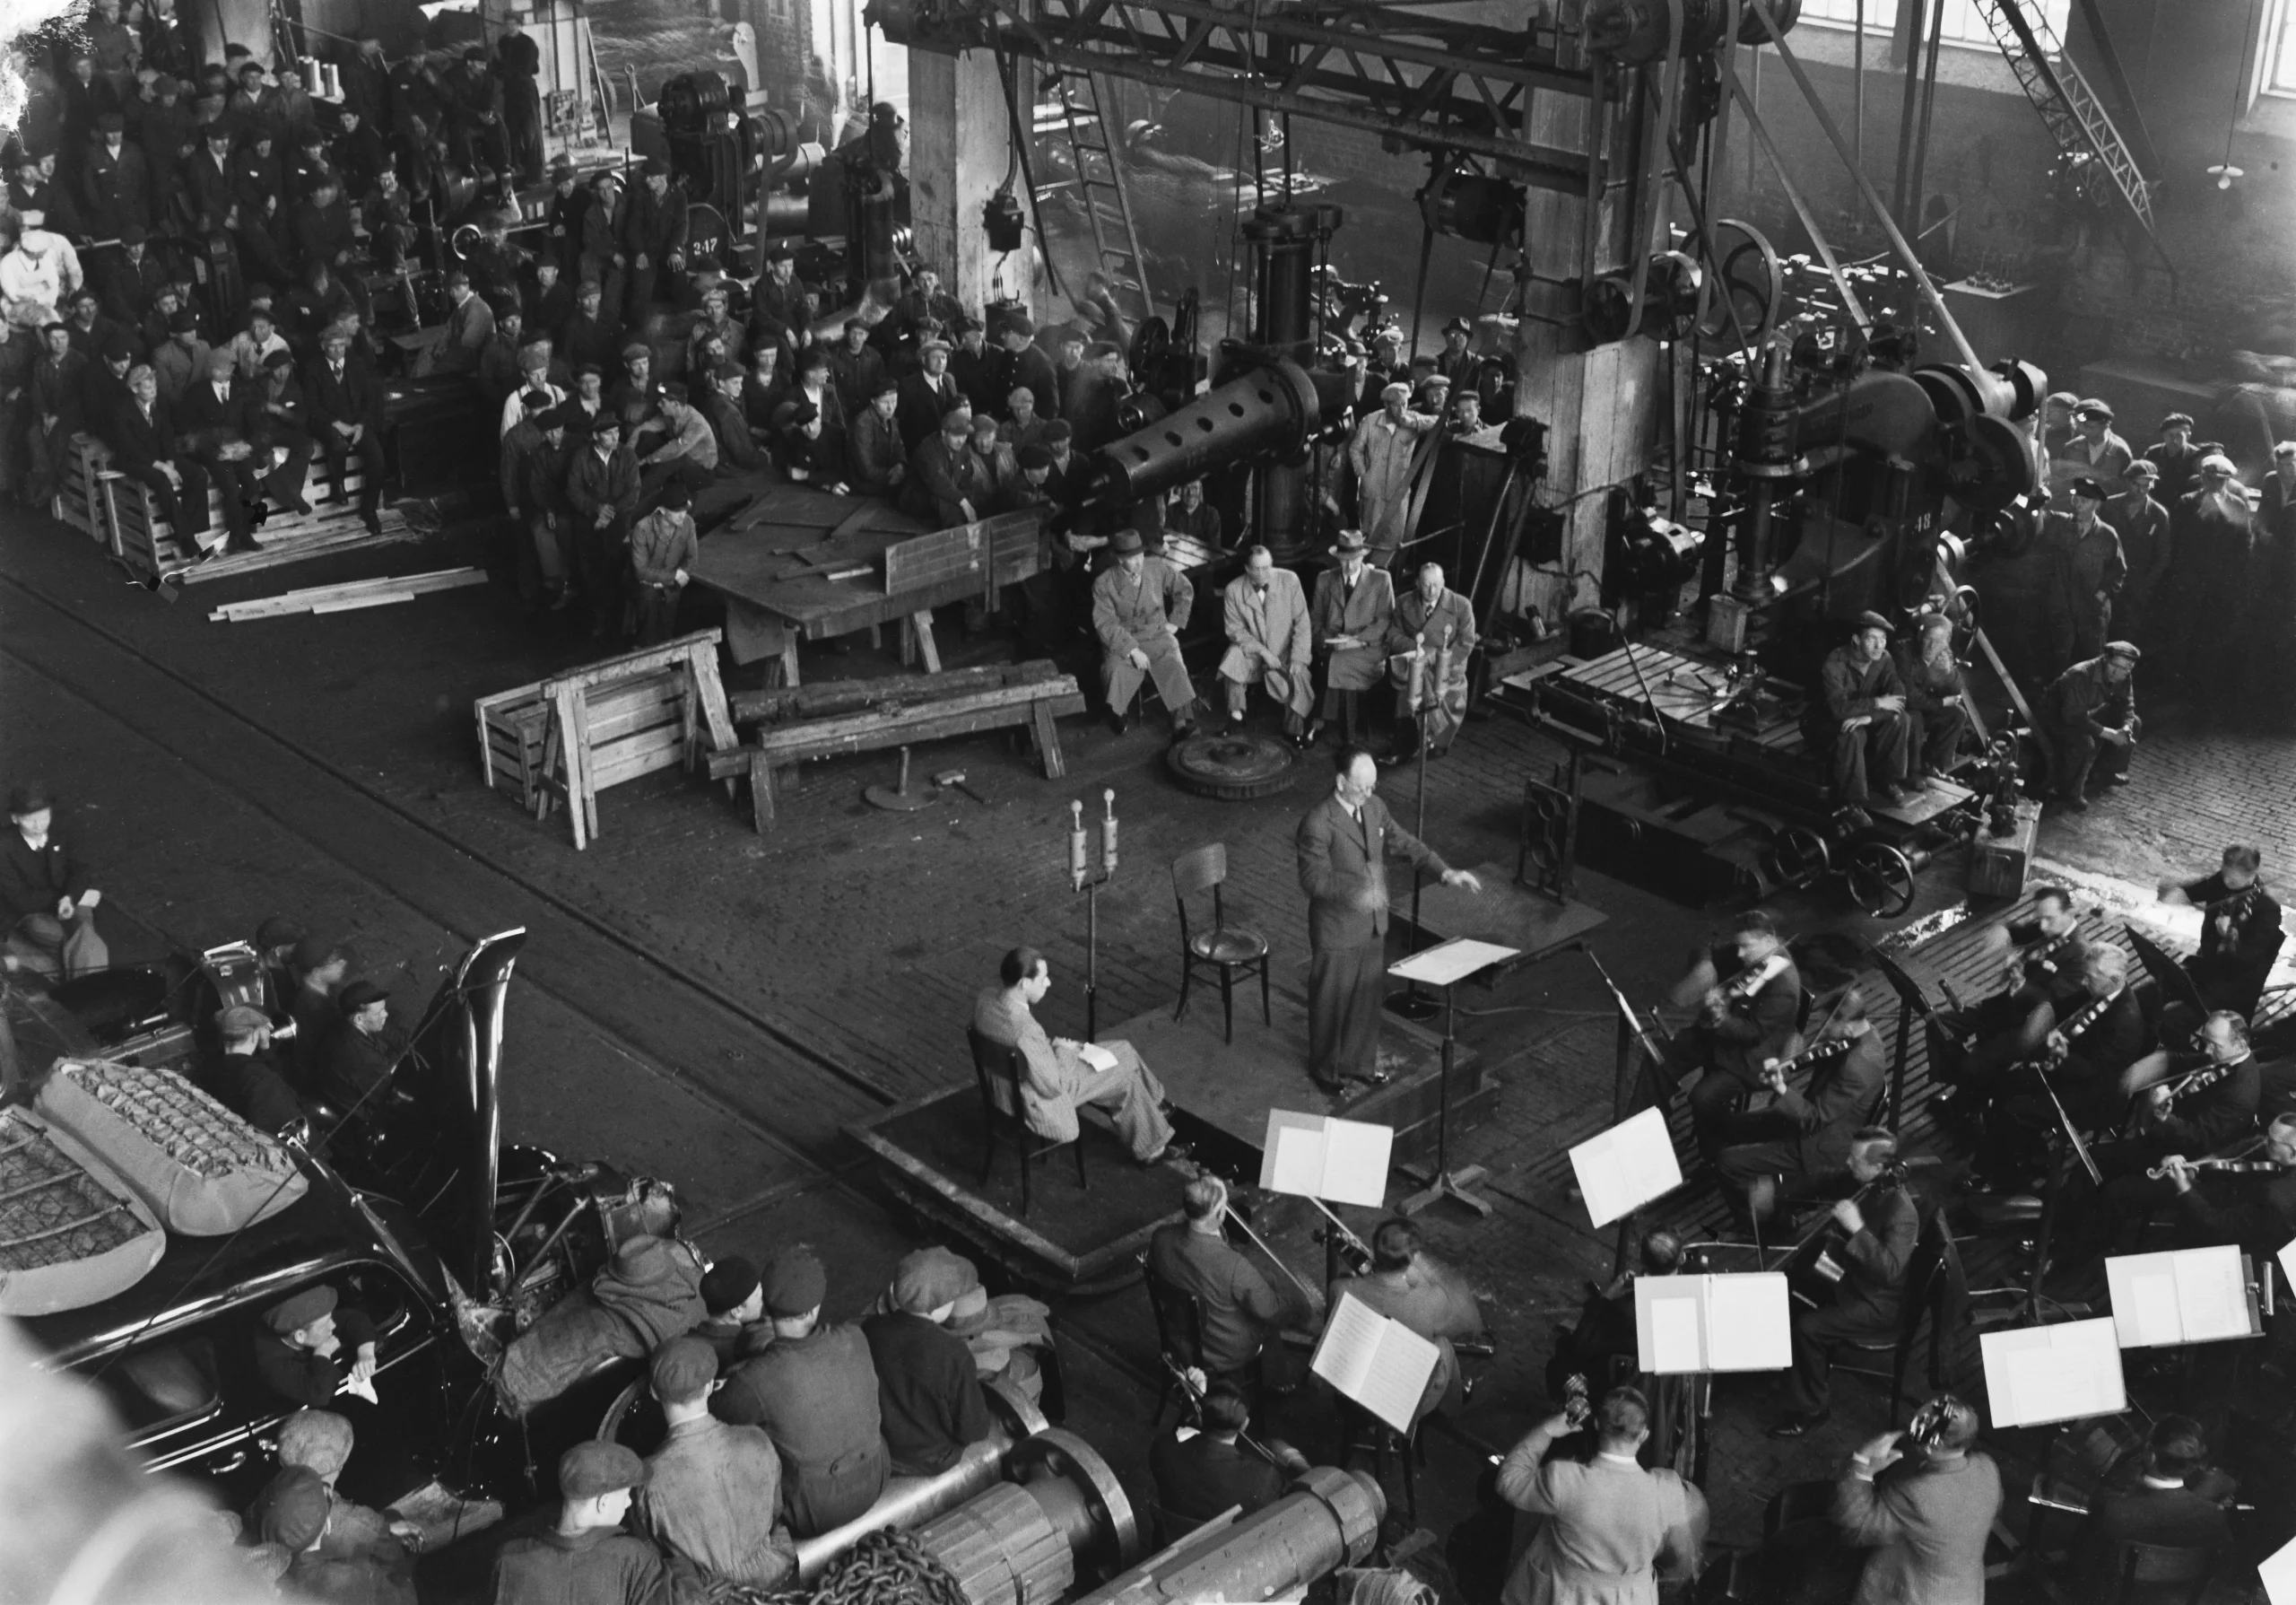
[2018,1061,2100,1322]
[1385,636,1448,1024]
[1387,936,1518,1217]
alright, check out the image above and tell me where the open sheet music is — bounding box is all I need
[1387,937,1520,988]
[1310,1290,1440,1434]
[1634,1273,1791,1374]
[1570,1106,1683,1228]
[1979,1318,2126,1427]
[1260,1111,1394,1209]
[2106,1246,2260,1348]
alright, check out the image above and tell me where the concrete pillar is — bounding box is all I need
[905,48,1012,314]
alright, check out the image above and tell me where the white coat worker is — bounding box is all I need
[1218,544,1315,743]
[1347,379,1436,557]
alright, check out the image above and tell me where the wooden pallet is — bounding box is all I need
[473,631,738,850]
[705,659,1084,833]
[53,433,112,544]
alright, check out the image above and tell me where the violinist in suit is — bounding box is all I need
[1974,944,2150,1191]
[2160,844,2283,1018]
[2079,1010,2265,1255]
[2159,1112,2296,1252]
[1928,885,2090,1128]
[1714,984,1887,1229]
[1666,911,1805,1161]
[1770,1129,1918,1437]
[2070,1417,2231,1599]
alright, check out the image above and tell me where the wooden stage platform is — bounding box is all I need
[845,986,1489,1291]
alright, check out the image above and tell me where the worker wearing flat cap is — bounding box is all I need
[269,1409,424,1593]
[1435,315,1480,394]
[1815,611,1914,814]
[637,1337,796,1590]
[1348,377,1437,559]
[212,1002,305,1135]
[2167,452,2255,691]
[2047,475,2127,662]
[1058,334,1129,451]
[1091,525,1198,739]
[2043,641,2142,811]
[2054,397,2133,507]
[315,976,406,1114]
[863,1246,996,1476]
[252,912,308,1009]
[695,1255,768,1363]
[492,1441,682,1604]
[255,1283,380,1409]
[711,1246,891,1537]
[618,152,689,326]
[1,781,109,982]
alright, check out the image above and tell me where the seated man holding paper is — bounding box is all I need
[1712,985,1887,1232]
[1325,1217,1485,1424]
[973,946,1178,1165]
[1770,1129,1918,1439]
[1495,1384,1708,1605]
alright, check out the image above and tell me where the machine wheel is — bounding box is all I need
[1763,824,1831,887]
[1689,220,1781,348]
[1846,842,1918,918]
[1166,730,1299,800]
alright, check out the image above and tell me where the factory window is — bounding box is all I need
[1797,0,2074,53]
[2266,0,2296,95]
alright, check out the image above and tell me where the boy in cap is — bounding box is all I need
[848,372,908,497]
[628,477,697,643]
[315,977,404,1110]
[1817,611,1913,812]
[862,1247,996,1475]
[212,1002,303,1133]
[696,1256,767,1361]
[256,1284,379,1409]
[637,1337,794,1589]
[492,1441,680,1604]
[712,1246,890,1536]
[1,782,108,981]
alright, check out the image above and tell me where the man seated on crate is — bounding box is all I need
[305,327,385,536]
[26,321,87,509]
[250,348,316,505]
[971,946,1179,1166]
[178,345,301,544]
[1813,610,1914,815]
[109,361,221,557]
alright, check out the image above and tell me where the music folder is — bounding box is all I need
[2104,1245,2262,1348]
[1260,1111,1394,1210]
[1570,1106,1684,1228]
[1979,1318,2126,1428]
[1634,1273,1791,1374]
[1310,1290,1441,1434]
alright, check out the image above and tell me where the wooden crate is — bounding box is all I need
[1968,798,2043,900]
[53,433,114,544]
[108,456,384,585]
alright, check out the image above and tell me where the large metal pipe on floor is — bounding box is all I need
[1069,1467,1386,1605]
[909,1429,1141,1605]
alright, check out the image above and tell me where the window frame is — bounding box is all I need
[1795,0,2074,56]
[2263,0,2296,98]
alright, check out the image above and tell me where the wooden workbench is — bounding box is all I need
[687,482,1046,682]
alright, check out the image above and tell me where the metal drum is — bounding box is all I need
[912,1429,1138,1605]
[1070,1467,1383,1605]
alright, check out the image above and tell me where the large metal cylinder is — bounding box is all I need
[1242,204,1340,363]
[910,1429,1139,1605]
[1088,362,1321,511]
[1070,1467,1385,1605]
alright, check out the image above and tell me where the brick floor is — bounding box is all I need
[5,512,2292,1592]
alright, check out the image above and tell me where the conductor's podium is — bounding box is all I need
[54,432,415,587]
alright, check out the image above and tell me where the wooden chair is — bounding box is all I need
[2107,1540,2216,1605]
[1142,1257,1216,1430]
[1835,1207,1964,1424]
[966,1025,1085,1217]
[1171,844,1271,1044]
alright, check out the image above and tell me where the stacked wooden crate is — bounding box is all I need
[52,434,117,545]
[93,452,414,587]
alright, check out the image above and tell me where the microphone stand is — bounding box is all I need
[1387,632,1440,1022]
[1066,789,1118,1042]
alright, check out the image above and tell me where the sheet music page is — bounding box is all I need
[1076,1043,1118,1072]
[2106,1252,2186,1348]
[1318,1118,1396,1209]
[1636,1280,1706,1374]
[1981,1319,2126,1426]
[2279,1236,2296,1298]
[1387,938,1522,987]
[1703,1274,1792,1372]
[2260,1531,2296,1605]
[1570,1107,1683,1228]
[1309,1293,1437,1434]
[2172,1244,2255,1343]
[1259,1111,1327,1197]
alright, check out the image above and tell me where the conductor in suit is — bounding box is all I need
[1295,746,1481,1093]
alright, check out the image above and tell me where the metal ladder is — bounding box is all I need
[1968,0,2158,242]
[1048,68,1154,324]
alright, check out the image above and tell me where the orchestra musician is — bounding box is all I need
[1665,911,1806,1162]
[2069,1416,2232,1596]
[1323,1217,1485,1425]
[1927,886,2089,1128]
[1971,944,2150,1191]
[2074,1009,2264,1255]
[1712,985,1888,1232]
[1833,1395,2001,1605]
[2153,1112,2296,1252]
[1770,1129,1918,1439]
[2159,844,2284,1017]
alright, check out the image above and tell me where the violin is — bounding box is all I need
[2145,1156,2282,1180]
[1779,1161,1914,1310]
[1760,1034,1852,1095]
